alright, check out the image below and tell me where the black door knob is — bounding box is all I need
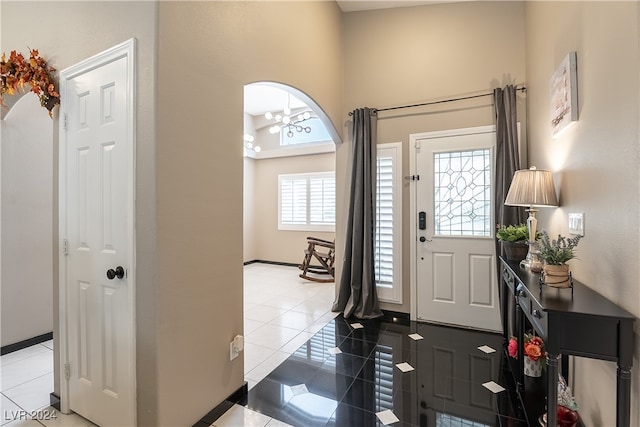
[419,236,426,242]
[107,266,125,280]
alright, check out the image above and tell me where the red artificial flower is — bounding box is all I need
[508,334,545,362]
[508,338,518,358]
[525,342,543,361]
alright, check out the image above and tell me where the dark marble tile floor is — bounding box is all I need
[245,314,534,427]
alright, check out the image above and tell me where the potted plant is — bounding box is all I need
[496,224,540,262]
[536,231,581,288]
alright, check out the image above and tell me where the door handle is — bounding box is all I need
[106,266,125,280]
[419,236,432,243]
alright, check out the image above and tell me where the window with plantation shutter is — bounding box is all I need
[278,172,335,232]
[292,320,337,368]
[375,143,402,303]
[374,345,395,412]
[374,332,407,415]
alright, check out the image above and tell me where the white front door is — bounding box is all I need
[59,40,136,426]
[411,126,500,332]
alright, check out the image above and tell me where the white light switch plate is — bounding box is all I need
[568,213,584,236]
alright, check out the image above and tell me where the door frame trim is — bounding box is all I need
[408,125,496,322]
[58,38,136,420]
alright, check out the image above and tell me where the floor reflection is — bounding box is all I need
[246,315,528,427]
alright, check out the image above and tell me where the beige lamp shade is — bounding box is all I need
[504,167,558,207]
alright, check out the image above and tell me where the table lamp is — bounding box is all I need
[504,166,559,270]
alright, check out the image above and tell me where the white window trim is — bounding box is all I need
[247,141,335,159]
[376,142,402,304]
[278,171,335,232]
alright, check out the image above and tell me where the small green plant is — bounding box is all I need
[536,231,581,265]
[496,224,540,242]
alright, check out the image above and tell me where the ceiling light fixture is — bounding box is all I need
[264,94,314,137]
[243,133,261,153]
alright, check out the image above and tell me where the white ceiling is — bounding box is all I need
[336,0,469,13]
[244,84,308,116]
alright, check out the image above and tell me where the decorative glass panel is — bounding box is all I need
[433,149,491,237]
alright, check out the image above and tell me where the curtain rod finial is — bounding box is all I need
[348,108,378,117]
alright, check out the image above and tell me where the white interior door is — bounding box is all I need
[59,40,136,426]
[411,126,500,332]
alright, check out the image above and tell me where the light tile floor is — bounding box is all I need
[0,264,335,427]
[0,340,94,427]
[242,263,337,392]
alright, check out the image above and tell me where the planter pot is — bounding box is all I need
[542,263,571,288]
[542,406,580,427]
[501,241,529,263]
[557,405,580,427]
[524,357,543,377]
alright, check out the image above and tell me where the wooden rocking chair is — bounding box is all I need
[299,237,335,283]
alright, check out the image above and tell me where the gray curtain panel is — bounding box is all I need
[494,85,524,228]
[494,85,525,334]
[332,108,383,319]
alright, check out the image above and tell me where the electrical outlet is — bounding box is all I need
[229,334,244,361]
[230,342,239,361]
[568,213,584,236]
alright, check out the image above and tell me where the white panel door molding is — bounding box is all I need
[409,125,501,332]
[59,39,136,426]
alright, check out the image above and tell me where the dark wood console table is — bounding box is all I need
[500,257,634,427]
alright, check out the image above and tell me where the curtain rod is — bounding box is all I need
[348,85,526,116]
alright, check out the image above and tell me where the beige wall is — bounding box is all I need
[244,114,259,261]
[525,2,640,425]
[5,1,636,425]
[1,95,54,347]
[253,124,283,151]
[1,1,158,420]
[245,153,336,264]
[243,114,336,265]
[340,1,527,313]
[155,2,342,425]
[243,157,258,262]
[2,1,342,425]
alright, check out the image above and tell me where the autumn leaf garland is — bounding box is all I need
[1,49,60,118]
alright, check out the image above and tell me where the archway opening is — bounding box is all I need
[242,81,340,264]
[241,82,340,385]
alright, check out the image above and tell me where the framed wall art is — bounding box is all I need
[550,51,578,137]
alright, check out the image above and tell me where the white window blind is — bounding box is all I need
[293,321,336,368]
[374,346,395,412]
[278,172,335,232]
[375,156,394,286]
[375,143,402,304]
